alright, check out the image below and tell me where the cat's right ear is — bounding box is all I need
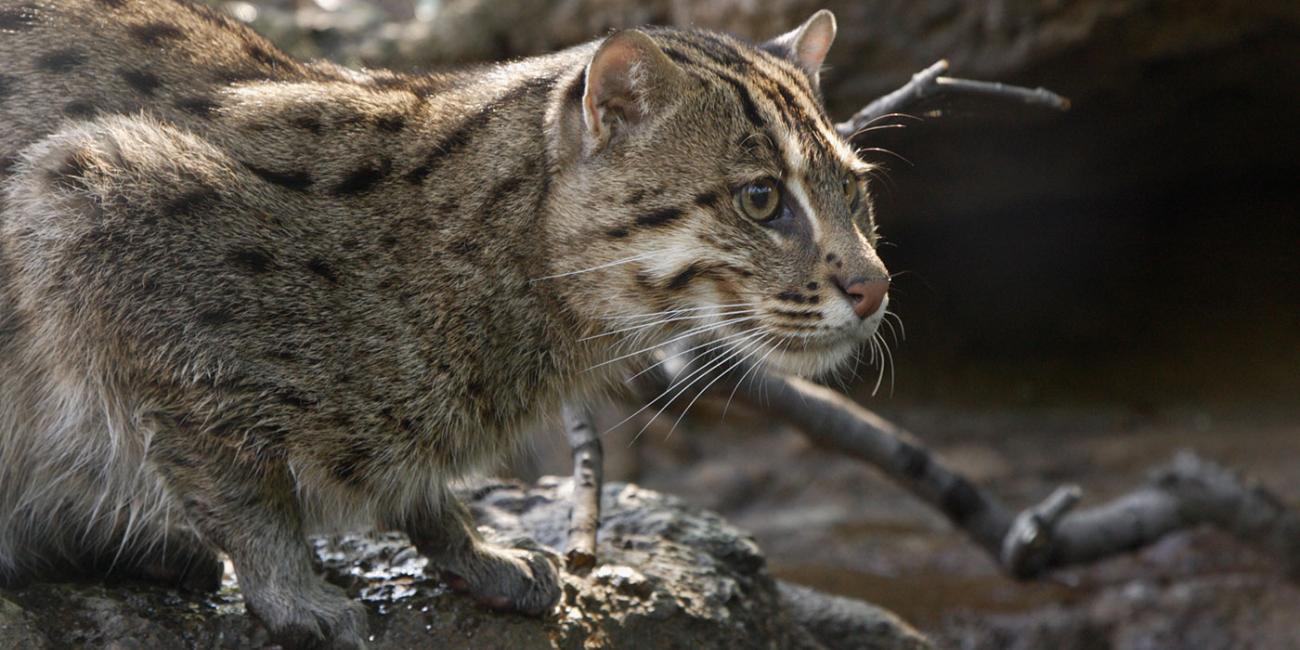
[581,30,687,152]
[763,10,837,87]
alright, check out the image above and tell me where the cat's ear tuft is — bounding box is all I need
[763,9,837,86]
[582,30,685,150]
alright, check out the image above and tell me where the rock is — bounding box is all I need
[933,570,1300,650]
[778,582,931,650]
[0,479,929,649]
[222,0,1300,108]
[0,595,48,649]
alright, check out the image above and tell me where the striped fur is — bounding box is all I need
[0,2,888,646]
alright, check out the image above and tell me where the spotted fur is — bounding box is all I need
[0,2,887,646]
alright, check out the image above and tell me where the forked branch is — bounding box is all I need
[835,59,1071,140]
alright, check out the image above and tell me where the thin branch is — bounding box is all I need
[934,76,1071,111]
[562,404,602,572]
[835,59,1070,140]
[717,370,1017,562]
[713,368,1300,581]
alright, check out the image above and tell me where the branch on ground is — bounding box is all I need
[717,368,1300,581]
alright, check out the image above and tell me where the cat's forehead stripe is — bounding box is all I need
[651,31,853,171]
[646,31,857,242]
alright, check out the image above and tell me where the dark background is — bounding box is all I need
[857,28,1300,411]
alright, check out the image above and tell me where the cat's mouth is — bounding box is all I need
[745,298,891,379]
[627,297,891,382]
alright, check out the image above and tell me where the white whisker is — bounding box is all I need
[585,315,760,371]
[871,337,886,396]
[855,147,914,167]
[601,301,759,322]
[849,123,908,137]
[849,112,923,139]
[529,252,660,282]
[881,316,901,347]
[878,332,896,396]
[635,334,769,442]
[582,307,762,341]
[609,330,767,440]
[846,344,864,385]
[885,310,906,340]
[665,335,773,439]
[626,327,760,383]
[722,335,786,419]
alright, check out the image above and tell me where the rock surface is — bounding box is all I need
[0,479,929,649]
[227,0,1300,111]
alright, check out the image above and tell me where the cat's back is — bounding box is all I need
[0,0,357,165]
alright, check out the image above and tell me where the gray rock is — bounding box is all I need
[0,479,929,649]
[0,595,49,649]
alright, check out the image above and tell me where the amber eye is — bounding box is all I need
[737,178,781,222]
[842,176,859,206]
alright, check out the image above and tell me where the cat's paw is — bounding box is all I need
[247,580,369,650]
[440,540,561,616]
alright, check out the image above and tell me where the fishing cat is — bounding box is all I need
[0,1,889,646]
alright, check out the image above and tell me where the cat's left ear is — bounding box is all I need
[763,9,837,86]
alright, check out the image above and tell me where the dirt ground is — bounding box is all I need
[527,390,1300,649]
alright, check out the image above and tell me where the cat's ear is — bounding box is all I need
[582,29,686,149]
[763,9,837,86]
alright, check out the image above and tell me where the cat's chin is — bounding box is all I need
[761,338,860,379]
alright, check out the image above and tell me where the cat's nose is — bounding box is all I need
[835,276,889,319]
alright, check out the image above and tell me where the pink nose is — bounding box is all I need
[839,277,889,319]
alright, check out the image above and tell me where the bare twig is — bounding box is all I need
[713,368,1300,580]
[835,59,1070,140]
[934,76,1071,111]
[836,60,947,138]
[562,404,602,572]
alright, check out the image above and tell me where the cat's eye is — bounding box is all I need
[737,178,781,222]
[842,176,859,207]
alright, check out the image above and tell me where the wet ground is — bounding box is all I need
[527,395,1300,648]
[5,480,925,649]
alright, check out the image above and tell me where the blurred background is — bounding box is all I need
[215,0,1299,646]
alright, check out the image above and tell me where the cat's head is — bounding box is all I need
[548,10,890,379]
